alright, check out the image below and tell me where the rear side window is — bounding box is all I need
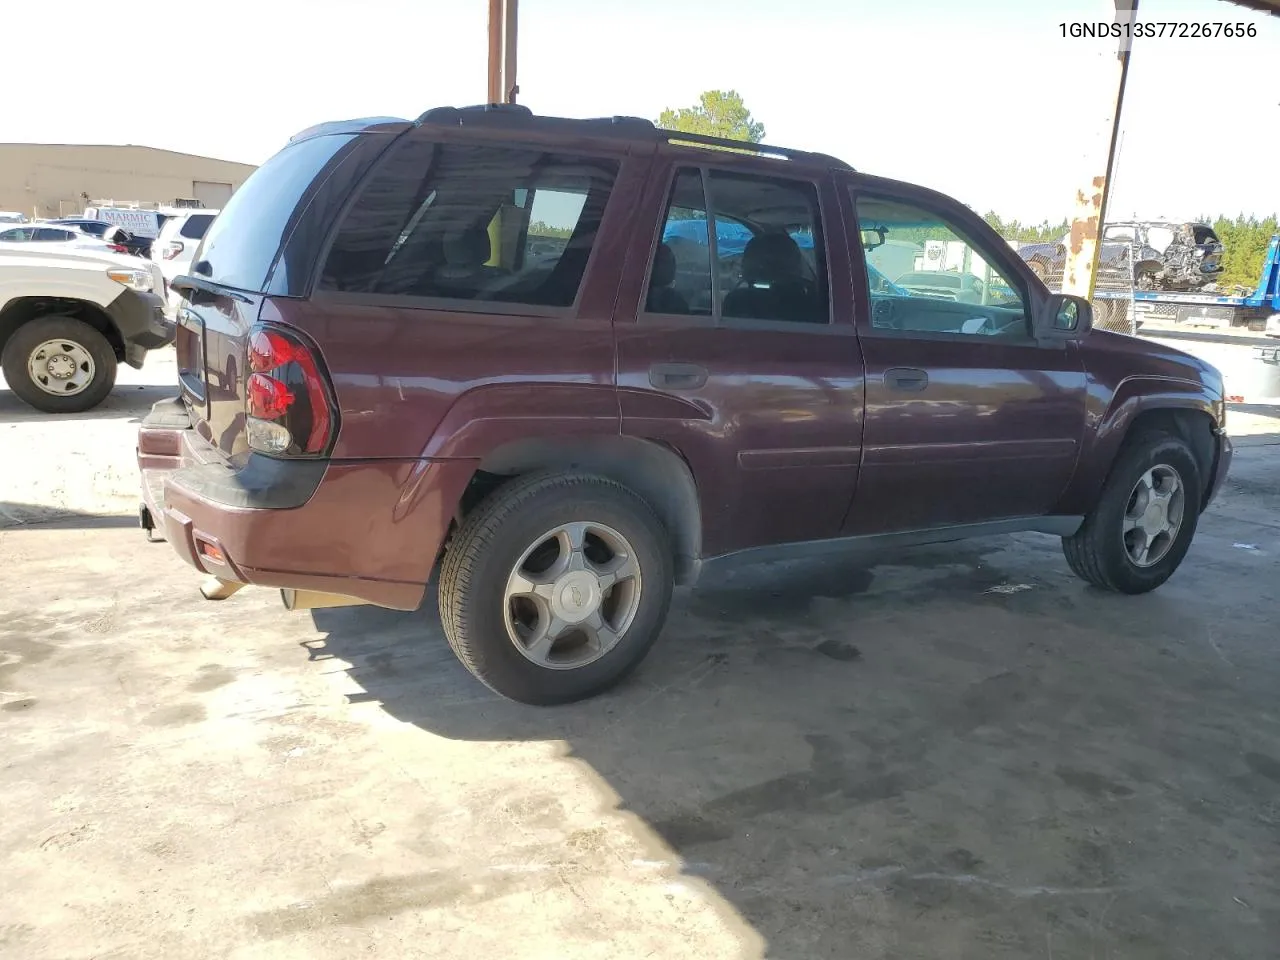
[33,227,73,241]
[179,215,214,240]
[197,133,356,292]
[320,139,619,309]
[78,222,108,237]
[644,167,830,324]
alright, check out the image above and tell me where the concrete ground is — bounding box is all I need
[3,352,1280,959]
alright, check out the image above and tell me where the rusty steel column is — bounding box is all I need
[486,0,518,104]
[1061,0,1138,298]
[486,0,503,103]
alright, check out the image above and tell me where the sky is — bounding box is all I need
[5,0,1277,224]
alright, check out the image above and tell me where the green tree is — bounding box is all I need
[1204,213,1279,290]
[657,90,766,143]
[982,211,1070,243]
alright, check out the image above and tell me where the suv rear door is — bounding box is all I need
[172,132,372,461]
[614,154,864,558]
[841,175,1087,534]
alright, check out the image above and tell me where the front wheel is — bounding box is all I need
[1062,431,1202,594]
[438,473,674,705]
[1,315,117,414]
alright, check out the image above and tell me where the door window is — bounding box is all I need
[645,167,829,324]
[853,193,1028,338]
[320,139,619,309]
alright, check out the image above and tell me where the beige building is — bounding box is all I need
[0,143,256,219]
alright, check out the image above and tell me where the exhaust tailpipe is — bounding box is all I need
[281,589,367,611]
[200,577,244,601]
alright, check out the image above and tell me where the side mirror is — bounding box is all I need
[1039,293,1092,340]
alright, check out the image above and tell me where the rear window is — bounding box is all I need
[196,133,357,292]
[319,138,619,309]
[179,214,214,240]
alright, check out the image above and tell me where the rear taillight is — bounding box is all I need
[245,324,336,457]
[108,243,128,253]
[162,241,184,260]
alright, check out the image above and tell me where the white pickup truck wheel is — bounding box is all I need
[2,315,117,413]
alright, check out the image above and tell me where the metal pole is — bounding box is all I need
[1061,0,1138,300]
[486,0,518,104]
[486,0,503,104]
[503,0,519,104]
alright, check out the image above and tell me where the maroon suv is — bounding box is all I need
[137,105,1232,705]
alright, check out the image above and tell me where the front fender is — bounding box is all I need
[1055,375,1218,515]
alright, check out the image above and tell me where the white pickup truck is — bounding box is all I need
[0,248,171,413]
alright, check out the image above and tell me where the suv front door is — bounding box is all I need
[841,179,1087,536]
[614,157,865,558]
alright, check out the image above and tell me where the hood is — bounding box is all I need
[0,245,164,292]
[1079,329,1224,399]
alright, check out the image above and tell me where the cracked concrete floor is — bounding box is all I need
[2,369,1280,959]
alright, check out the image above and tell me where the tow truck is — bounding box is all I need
[1095,233,1280,335]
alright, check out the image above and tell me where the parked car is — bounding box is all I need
[137,106,1232,705]
[1017,220,1225,293]
[1,246,170,412]
[47,218,150,257]
[150,209,219,308]
[0,211,27,224]
[0,223,122,255]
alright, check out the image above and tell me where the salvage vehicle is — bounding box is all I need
[1,247,170,412]
[1017,220,1225,293]
[137,105,1232,705]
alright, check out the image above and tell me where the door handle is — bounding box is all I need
[649,363,708,390]
[884,367,929,391]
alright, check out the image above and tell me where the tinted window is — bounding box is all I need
[644,168,829,324]
[648,170,712,315]
[179,214,214,240]
[321,139,619,308]
[76,222,109,237]
[33,227,74,241]
[854,193,1027,338]
[198,133,356,292]
[0,227,34,241]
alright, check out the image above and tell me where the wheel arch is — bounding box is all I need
[0,296,125,361]
[465,435,703,584]
[1064,385,1219,516]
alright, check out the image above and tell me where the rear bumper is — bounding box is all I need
[138,399,476,611]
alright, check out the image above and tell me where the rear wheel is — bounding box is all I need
[1062,431,1202,594]
[1,316,117,413]
[438,472,674,705]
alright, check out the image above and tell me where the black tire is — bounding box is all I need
[1062,431,1202,594]
[1,315,117,414]
[438,472,675,705]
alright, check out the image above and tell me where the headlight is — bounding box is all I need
[106,267,153,292]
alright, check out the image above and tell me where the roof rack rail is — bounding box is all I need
[407,105,851,169]
[417,103,534,125]
[658,129,852,169]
